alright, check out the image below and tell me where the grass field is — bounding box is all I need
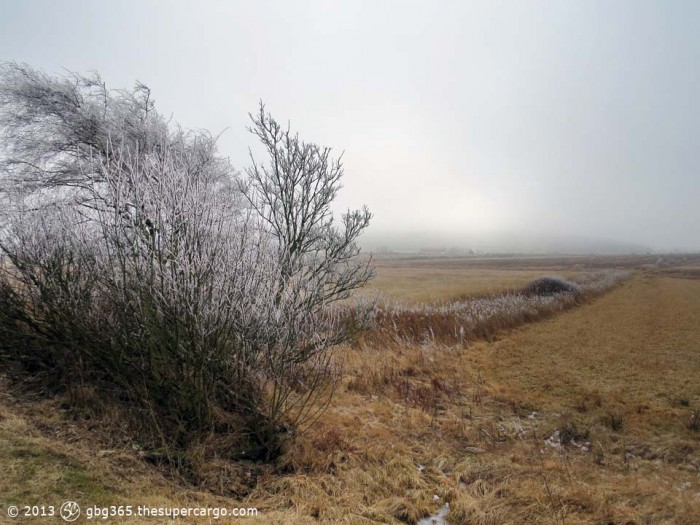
[1,254,699,524]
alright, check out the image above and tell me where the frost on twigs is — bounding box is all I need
[373,272,629,346]
[0,63,373,464]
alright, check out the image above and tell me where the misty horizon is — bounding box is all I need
[1,0,698,252]
[359,229,661,256]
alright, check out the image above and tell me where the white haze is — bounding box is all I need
[1,0,698,253]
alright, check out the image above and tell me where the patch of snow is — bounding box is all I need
[544,430,561,449]
[417,503,450,525]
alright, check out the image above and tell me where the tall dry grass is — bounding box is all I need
[368,271,629,346]
[3,268,699,524]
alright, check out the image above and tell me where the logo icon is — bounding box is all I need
[60,502,80,522]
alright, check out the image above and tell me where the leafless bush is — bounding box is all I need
[0,63,372,463]
[522,276,580,296]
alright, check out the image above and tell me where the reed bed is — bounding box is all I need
[369,271,630,345]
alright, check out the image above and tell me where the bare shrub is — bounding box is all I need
[0,63,372,465]
[522,276,581,297]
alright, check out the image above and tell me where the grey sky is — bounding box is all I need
[1,0,698,252]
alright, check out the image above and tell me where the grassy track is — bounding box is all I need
[1,265,699,524]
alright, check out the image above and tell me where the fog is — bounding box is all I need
[1,0,698,253]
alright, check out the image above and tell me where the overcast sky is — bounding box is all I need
[1,0,698,252]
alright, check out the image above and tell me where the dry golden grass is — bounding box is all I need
[363,252,700,302]
[2,254,699,524]
[364,266,565,303]
[444,273,700,524]
[0,381,251,525]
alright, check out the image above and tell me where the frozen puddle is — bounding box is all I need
[417,503,450,525]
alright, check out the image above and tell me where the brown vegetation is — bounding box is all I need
[2,254,699,524]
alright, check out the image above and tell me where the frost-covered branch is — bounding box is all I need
[0,65,374,461]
